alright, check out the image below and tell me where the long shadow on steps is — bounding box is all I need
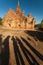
[0,35,2,65]
[1,36,10,65]
[11,36,25,65]
[24,31,43,42]
[16,37,39,65]
[21,37,43,61]
[0,35,2,45]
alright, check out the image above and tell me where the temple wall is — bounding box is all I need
[2,8,36,30]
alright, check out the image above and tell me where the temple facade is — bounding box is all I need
[2,1,36,30]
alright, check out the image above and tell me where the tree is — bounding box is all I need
[0,17,2,25]
[41,19,43,28]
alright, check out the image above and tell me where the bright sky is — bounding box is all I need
[0,0,43,24]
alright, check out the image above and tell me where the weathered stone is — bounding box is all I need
[2,1,36,30]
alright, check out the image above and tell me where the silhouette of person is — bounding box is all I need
[1,36,10,65]
[0,35,2,65]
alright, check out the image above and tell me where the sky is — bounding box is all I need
[0,0,43,24]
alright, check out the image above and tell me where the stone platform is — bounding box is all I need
[0,28,43,65]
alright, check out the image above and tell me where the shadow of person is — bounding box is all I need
[0,34,5,51]
[1,36,10,65]
[11,36,25,65]
[21,37,43,61]
[0,34,2,65]
[16,37,39,65]
[0,34,2,45]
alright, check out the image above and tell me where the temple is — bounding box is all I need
[2,0,36,30]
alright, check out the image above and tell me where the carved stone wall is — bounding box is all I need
[2,4,36,30]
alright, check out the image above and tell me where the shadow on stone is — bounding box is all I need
[16,37,39,65]
[25,31,43,42]
[11,36,25,65]
[1,36,10,65]
[21,37,43,61]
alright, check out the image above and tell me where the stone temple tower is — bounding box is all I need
[16,0,21,13]
[2,0,36,30]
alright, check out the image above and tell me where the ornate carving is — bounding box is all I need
[2,1,36,30]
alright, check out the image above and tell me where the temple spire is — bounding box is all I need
[18,0,20,6]
[16,0,21,13]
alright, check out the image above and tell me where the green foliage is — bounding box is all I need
[0,17,2,25]
[35,24,41,28]
[35,19,43,29]
[41,20,43,28]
